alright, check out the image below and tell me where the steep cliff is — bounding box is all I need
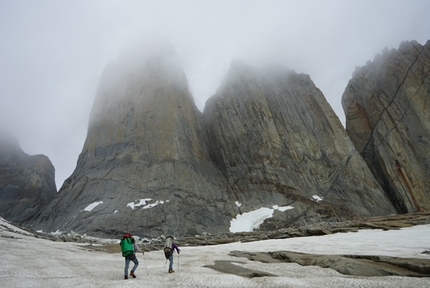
[342,40,430,213]
[204,61,396,229]
[0,133,56,225]
[30,44,404,238]
[31,44,237,238]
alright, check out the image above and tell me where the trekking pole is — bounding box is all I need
[177,254,180,272]
[142,255,149,276]
[164,259,167,269]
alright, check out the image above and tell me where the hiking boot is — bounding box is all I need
[168,269,174,273]
[124,276,128,280]
[130,271,136,278]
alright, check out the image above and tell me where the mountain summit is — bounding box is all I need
[30,43,408,238]
[204,61,395,231]
[32,44,236,237]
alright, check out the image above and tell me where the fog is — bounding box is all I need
[1,0,429,189]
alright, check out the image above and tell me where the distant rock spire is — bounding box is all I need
[0,132,56,225]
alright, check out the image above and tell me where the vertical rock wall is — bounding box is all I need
[28,42,418,238]
[204,61,396,228]
[32,45,237,238]
[342,40,430,213]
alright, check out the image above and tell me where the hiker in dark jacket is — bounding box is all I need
[120,233,142,279]
[163,235,180,273]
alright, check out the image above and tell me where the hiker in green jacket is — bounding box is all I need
[120,233,142,279]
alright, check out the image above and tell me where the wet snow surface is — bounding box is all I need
[1,219,430,288]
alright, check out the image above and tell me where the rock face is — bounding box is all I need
[204,61,396,230]
[32,45,237,238]
[32,44,399,238]
[0,133,56,225]
[342,40,430,213]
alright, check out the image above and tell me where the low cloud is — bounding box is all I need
[1,0,429,188]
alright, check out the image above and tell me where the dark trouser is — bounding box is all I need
[164,250,173,271]
[124,254,139,276]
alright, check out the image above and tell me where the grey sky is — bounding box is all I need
[1,0,429,188]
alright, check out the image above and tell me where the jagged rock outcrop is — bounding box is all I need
[31,44,238,238]
[0,133,56,225]
[342,40,430,213]
[203,61,396,229]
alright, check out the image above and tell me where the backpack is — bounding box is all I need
[120,235,134,257]
[163,236,173,253]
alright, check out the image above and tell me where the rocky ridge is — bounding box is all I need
[19,212,430,249]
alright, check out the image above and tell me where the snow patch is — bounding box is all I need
[2,216,430,287]
[312,195,323,202]
[272,205,294,212]
[127,198,168,210]
[83,201,103,212]
[230,205,294,233]
[235,201,242,207]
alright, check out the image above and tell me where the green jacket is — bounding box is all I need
[120,238,134,257]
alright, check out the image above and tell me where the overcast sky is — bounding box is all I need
[1,0,429,189]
